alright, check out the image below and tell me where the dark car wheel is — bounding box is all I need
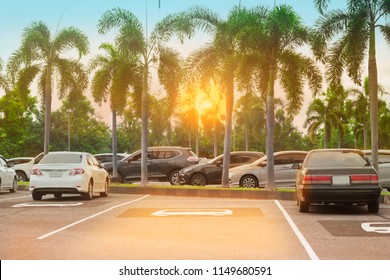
[169,170,180,185]
[100,180,109,197]
[10,177,17,193]
[240,175,259,188]
[190,173,207,186]
[83,180,94,200]
[32,192,43,201]
[16,171,28,182]
[368,200,379,213]
[298,199,309,213]
[109,171,123,183]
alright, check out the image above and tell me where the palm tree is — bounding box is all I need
[234,92,266,151]
[313,0,390,170]
[173,6,254,187]
[97,8,190,186]
[7,21,89,154]
[304,96,344,148]
[347,77,386,150]
[238,5,322,190]
[89,42,138,180]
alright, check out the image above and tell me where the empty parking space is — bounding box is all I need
[1,192,390,260]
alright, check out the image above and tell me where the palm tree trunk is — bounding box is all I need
[112,110,118,179]
[265,63,276,191]
[221,71,234,188]
[43,66,52,154]
[368,23,378,171]
[141,61,149,187]
[213,120,218,158]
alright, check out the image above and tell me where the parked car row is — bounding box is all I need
[3,147,388,214]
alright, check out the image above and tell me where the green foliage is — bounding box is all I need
[0,88,41,158]
[50,94,111,154]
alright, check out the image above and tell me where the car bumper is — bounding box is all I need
[178,173,190,185]
[297,185,382,203]
[29,176,89,194]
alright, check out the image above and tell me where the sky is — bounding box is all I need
[1,0,390,132]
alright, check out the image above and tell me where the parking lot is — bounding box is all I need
[1,190,390,260]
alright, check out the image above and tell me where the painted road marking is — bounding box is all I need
[0,195,31,201]
[151,209,233,217]
[274,200,319,260]
[37,195,150,240]
[12,202,83,208]
[361,222,390,234]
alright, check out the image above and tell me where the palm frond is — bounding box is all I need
[184,5,221,35]
[315,9,351,40]
[158,46,182,110]
[53,26,89,58]
[380,24,390,46]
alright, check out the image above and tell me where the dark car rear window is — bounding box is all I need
[40,154,83,164]
[304,151,370,168]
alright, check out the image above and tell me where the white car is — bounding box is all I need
[0,155,18,193]
[11,152,44,181]
[29,151,109,201]
[229,151,308,188]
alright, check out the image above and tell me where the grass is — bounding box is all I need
[18,181,390,195]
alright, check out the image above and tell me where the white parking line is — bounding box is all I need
[37,195,150,240]
[0,195,31,201]
[13,202,83,208]
[274,200,319,260]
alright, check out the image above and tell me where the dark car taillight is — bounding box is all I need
[302,175,332,185]
[350,174,378,184]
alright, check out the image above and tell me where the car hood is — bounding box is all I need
[181,162,213,172]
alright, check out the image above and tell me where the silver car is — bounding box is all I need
[229,151,308,188]
[363,149,390,191]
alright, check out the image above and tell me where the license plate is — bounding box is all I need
[50,171,63,177]
[332,175,349,185]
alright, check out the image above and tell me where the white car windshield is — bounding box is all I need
[40,154,83,164]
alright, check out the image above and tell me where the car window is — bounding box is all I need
[230,155,241,164]
[0,157,7,167]
[86,155,95,166]
[378,154,390,164]
[291,154,307,164]
[305,151,369,167]
[40,154,83,164]
[274,155,291,165]
[155,150,180,159]
[34,153,44,164]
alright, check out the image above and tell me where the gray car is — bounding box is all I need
[229,151,308,188]
[363,149,390,191]
[102,146,199,185]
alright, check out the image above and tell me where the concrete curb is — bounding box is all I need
[109,186,390,204]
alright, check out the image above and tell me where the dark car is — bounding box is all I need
[296,149,382,213]
[94,153,128,164]
[102,146,199,185]
[178,151,264,186]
